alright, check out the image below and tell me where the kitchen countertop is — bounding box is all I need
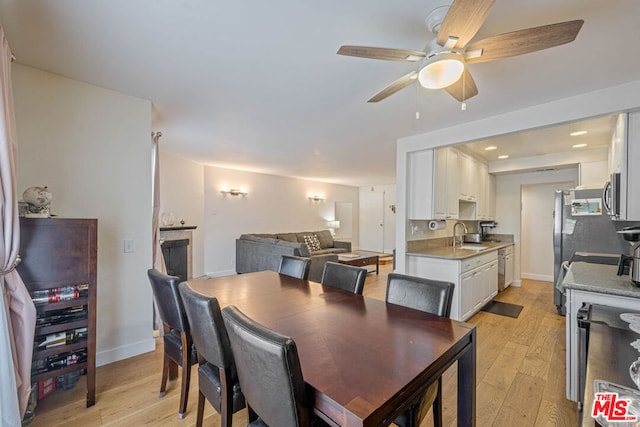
[406,241,514,260]
[563,261,640,298]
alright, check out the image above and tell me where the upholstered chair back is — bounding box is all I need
[278,255,311,280]
[320,261,367,295]
[222,306,312,427]
[386,273,455,317]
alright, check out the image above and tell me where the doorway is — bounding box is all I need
[520,181,574,281]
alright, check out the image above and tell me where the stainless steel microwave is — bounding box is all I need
[603,172,621,219]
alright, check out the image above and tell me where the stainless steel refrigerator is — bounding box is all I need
[553,188,639,314]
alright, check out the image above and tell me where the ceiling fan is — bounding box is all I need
[337,0,583,103]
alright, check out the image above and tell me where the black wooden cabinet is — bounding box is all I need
[18,218,97,407]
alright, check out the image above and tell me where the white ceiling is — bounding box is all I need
[1,0,639,187]
[463,114,616,163]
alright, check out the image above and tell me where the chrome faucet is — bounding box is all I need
[452,221,468,248]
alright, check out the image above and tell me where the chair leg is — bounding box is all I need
[407,404,418,427]
[159,353,171,397]
[177,335,192,419]
[432,377,443,427]
[220,367,234,427]
[195,391,205,427]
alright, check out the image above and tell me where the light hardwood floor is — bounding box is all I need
[27,264,577,426]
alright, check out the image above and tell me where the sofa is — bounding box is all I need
[236,230,351,282]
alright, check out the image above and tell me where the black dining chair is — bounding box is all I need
[178,283,246,427]
[147,268,193,419]
[278,255,312,280]
[221,305,316,427]
[320,261,367,295]
[385,272,455,427]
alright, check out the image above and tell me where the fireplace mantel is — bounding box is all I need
[160,226,197,280]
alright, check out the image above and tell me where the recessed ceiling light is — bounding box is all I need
[498,155,509,159]
[570,130,588,136]
[572,143,588,148]
[484,146,497,151]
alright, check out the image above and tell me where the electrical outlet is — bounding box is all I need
[124,239,134,253]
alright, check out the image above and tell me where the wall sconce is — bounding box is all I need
[220,189,248,196]
[308,195,325,202]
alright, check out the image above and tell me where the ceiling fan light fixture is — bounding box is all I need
[418,52,465,89]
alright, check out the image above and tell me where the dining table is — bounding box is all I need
[186,270,476,426]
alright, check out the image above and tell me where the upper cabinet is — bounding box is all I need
[458,153,477,202]
[433,147,460,219]
[476,161,488,220]
[605,111,640,220]
[407,149,435,220]
[488,174,497,221]
[609,113,626,175]
[623,110,640,220]
[407,147,495,221]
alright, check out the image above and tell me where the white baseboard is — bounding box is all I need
[520,273,553,282]
[97,338,156,367]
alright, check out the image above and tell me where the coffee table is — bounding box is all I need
[338,252,379,274]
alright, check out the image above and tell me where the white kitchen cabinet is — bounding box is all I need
[609,113,626,176]
[623,110,640,220]
[406,250,498,321]
[458,153,476,202]
[505,252,514,287]
[407,147,494,221]
[433,147,459,219]
[482,260,499,305]
[476,161,488,220]
[460,270,477,320]
[487,174,496,220]
[605,110,640,220]
[407,149,434,219]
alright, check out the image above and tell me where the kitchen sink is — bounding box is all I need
[458,245,488,251]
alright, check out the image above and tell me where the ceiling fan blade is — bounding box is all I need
[444,68,478,102]
[465,20,584,64]
[437,0,496,48]
[337,46,426,62]
[368,71,418,103]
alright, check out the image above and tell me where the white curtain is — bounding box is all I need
[151,132,166,332]
[0,26,37,425]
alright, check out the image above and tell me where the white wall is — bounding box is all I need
[520,181,575,282]
[496,169,578,285]
[159,150,205,277]
[395,79,640,273]
[203,166,359,276]
[13,64,154,366]
[358,185,396,254]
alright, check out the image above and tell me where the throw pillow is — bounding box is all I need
[303,234,321,252]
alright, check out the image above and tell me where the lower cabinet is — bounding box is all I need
[505,251,514,288]
[406,250,498,321]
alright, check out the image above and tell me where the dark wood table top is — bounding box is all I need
[187,270,476,426]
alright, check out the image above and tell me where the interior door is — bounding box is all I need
[359,191,384,252]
